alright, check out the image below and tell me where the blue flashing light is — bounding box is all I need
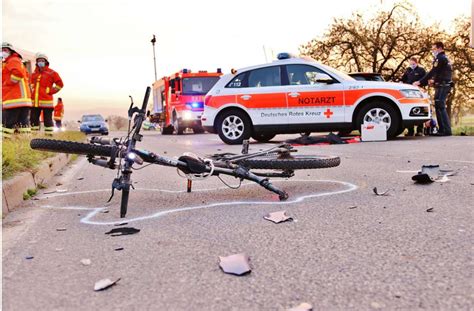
[186,102,204,110]
[277,52,292,60]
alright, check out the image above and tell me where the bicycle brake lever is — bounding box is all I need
[107,177,123,203]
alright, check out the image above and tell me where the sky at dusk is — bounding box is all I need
[2,0,471,120]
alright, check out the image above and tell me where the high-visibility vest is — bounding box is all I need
[2,53,32,109]
[30,65,64,108]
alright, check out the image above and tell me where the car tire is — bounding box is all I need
[160,123,174,135]
[216,109,252,145]
[356,100,401,138]
[192,126,205,134]
[251,132,276,143]
[173,117,184,135]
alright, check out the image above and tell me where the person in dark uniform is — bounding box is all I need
[414,42,453,136]
[401,56,426,136]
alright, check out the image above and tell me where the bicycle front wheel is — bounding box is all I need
[30,139,114,157]
[240,155,340,170]
[120,189,129,218]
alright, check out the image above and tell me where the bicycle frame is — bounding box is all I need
[89,87,289,218]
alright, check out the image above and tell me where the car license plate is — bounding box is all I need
[91,128,99,132]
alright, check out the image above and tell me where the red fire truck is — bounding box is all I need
[150,69,222,134]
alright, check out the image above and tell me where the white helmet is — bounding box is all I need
[2,42,16,53]
[35,52,49,62]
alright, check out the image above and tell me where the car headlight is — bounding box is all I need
[400,89,423,98]
[182,111,193,120]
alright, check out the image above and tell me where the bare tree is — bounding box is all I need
[300,1,474,123]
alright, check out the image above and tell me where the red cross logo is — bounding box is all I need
[323,108,333,118]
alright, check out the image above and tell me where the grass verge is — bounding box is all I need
[2,131,85,180]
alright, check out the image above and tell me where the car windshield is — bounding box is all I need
[182,77,220,95]
[316,63,356,81]
[82,115,104,122]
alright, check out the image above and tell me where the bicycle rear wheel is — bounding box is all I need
[30,139,114,157]
[240,155,340,170]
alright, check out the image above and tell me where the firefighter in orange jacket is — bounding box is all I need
[53,97,64,128]
[2,42,32,138]
[30,52,64,135]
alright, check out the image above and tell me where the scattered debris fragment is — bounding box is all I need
[77,177,84,180]
[426,208,434,212]
[370,302,382,309]
[56,189,68,193]
[55,248,63,252]
[94,278,120,291]
[349,206,357,209]
[114,247,124,251]
[56,228,67,231]
[101,210,110,214]
[411,165,457,184]
[373,187,391,196]
[81,259,91,266]
[264,211,293,224]
[218,253,251,276]
[25,256,34,260]
[288,302,313,311]
[435,175,450,183]
[412,165,439,183]
[43,190,56,194]
[56,182,63,186]
[105,227,140,237]
[114,222,128,226]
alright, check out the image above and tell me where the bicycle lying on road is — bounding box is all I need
[30,87,341,218]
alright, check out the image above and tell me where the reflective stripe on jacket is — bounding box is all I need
[2,54,32,109]
[30,65,64,108]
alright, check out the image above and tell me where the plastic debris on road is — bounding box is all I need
[373,187,391,196]
[94,278,120,291]
[105,227,140,237]
[426,208,434,212]
[412,165,457,184]
[81,259,91,266]
[288,302,313,311]
[264,211,293,224]
[218,253,251,276]
[56,228,67,231]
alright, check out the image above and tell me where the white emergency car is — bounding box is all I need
[201,53,431,144]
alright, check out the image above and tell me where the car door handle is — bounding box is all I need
[240,95,252,100]
[288,92,300,97]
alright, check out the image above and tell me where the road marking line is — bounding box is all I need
[38,180,358,226]
[446,160,474,164]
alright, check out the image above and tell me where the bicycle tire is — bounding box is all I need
[240,155,340,170]
[120,189,129,218]
[30,139,114,157]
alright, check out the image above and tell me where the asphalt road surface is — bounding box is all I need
[3,131,474,310]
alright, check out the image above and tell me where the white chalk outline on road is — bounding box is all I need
[38,179,358,226]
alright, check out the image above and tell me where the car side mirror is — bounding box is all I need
[105,119,108,123]
[77,120,81,123]
[315,73,334,84]
[146,110,151,117]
